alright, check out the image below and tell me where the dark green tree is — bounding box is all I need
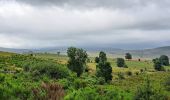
[117,58,126,67]
[152,58,164,71]
[67,47,88,77]
[159,55,169,66]
[96,51,112,82]
[99,51,107,63]
[125,53,132,60]
[95,57,99,63]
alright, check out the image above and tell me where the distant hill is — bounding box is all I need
[108,46,170,59]
[0,46,170,59]
[0,47,30,53]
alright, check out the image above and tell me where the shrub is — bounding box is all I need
[0,74,5,82]
[31,62,70,79]
[117,58,125,67]
[124,64,128,68]
[126,71,132,76]
[135,72,139,75]
[97,77,105,85]
[159,55,169,66]
[152,58,165,71]
[32,82,65,100]
[64,87,100,100]
[117,72,125,80]
[140,69,144,73]
[74,79,87,89]
[164,77,170,91]
[65,87,132,100]
[134,77,167,100]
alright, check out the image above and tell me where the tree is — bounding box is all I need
[67,47,88,77]
[99,51,107,63]
[152,58,164,71]
[95,57,99,63]
[96,51,112,82]
[117,58,126,67]
[125,53,132,60]
[159,55,169,66]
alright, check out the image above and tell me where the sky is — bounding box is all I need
[0,0,170,49]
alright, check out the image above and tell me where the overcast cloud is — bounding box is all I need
[0,0,170,49]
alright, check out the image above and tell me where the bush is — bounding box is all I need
[32,82,65,100]
[97,77,105,85]
[65,87,132,100]
[126,71,132,76]
[164,77,170,91]
[117,72,125,80]
[117,58,125,67]
[153,58,165,71]
[134,77,167,100]
[31,62,70,79]
[159,55,169,66]
[140,69,144,73]
[64,87,100,100]
[74,79,87,89]
[135,72,139,75]
[0,74,5,82]
[124,64,128,68]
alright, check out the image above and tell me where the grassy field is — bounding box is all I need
[0,51,15,56]
[34,53,170,73]
[0,51,170,99]
[35,53,170,95]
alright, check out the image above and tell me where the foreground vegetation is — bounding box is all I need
[0,48,170,100]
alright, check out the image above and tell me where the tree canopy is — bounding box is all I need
[67,47,88,77]
[125,53,132,60]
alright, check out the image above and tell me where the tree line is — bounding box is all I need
[67,47,169,81]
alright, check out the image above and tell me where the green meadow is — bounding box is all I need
[0,50,170,100]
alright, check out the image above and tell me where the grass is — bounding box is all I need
[0,51,15,56]
[0,52,170,99]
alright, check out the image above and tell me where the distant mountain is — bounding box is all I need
[0,47,30,53]
[0,46,170,59]
[108,46,170,59]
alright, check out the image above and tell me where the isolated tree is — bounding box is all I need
[99,51,107,63]
[96,51,112,82]
[67,47,88,77]
[125,53,132,60]
[153,58,164,71]
[117,58,126,67]
[159,55,169,66]
[95,57,99,63]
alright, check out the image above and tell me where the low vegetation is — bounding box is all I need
[0,47,170,100]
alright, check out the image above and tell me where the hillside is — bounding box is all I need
[0,46,170,58]
[0,51,16,56]
[108,46,170,59]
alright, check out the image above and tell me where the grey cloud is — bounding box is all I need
[15,0,136,8]
[0,0,170,49]
[14,0,170,10]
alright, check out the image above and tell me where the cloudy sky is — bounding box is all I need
[0,0,170,49]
